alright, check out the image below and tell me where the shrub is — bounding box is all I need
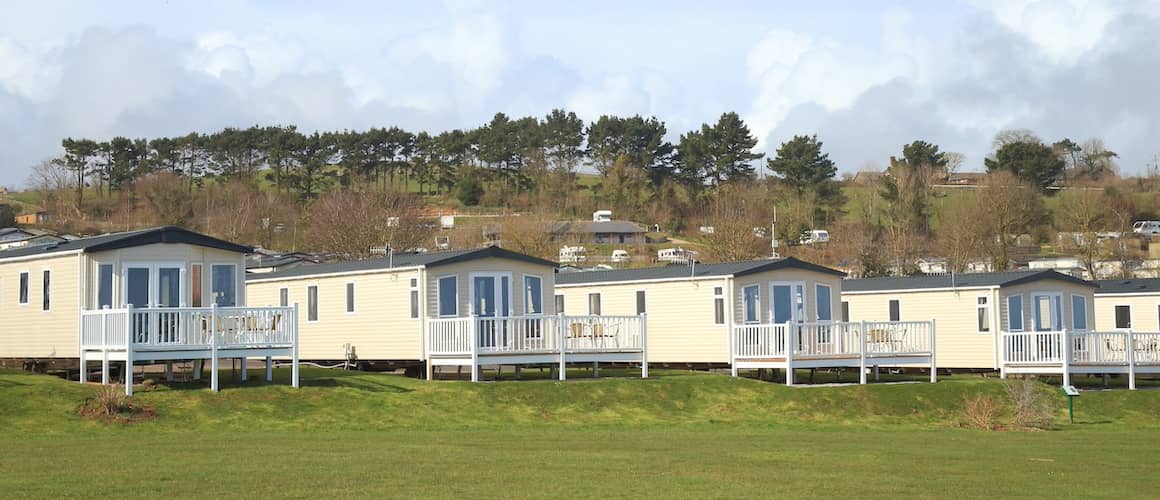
[962,393,1003,430]
[91,385,133,416]
[1004,377,1054,429]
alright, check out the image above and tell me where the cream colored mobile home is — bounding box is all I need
[842,270,1096,371]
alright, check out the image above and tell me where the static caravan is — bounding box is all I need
[0,226,299,394]
[246,246,647,381]
[842,270,1096,373]
[1094,279,1160,332]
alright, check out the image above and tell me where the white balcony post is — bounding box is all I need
[640,312,649,379]
[210,304,220,392]
[785,321,795,386]
[859,320,868,385]
[292,302,300,389]
[266,355,273,382]
[470,315,479,383]
[1060,328,1070,388]
[558,314,566,381]
[1127,329,1136,390]
[929,319,938,383]
[999,331,1007,379]
[124,304,135,396]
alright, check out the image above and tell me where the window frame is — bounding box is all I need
[713,286,725,325]
[742,284,760,324]
[1007,294,1024,332]
[554,294,565,315]
[409,277,420,319]
[437,275,458,318]
[841,301,850,323]
[769,281,806,324]
[97,263,115,309]
[524,275,544,315]
[1070,294,1088,331]
[190,263,203,308]
[588,292,602,316]
[816,284,833,322]
[41,269,51,312]
[307,285,319,322]
[279,287,289,307]
[635,289,646,315]
[210,263,238,307]
[976,295,991,334]
[18,270,29,305]
[1114,304,1132,330]
[345,281,356,314]
[888,298,901,323]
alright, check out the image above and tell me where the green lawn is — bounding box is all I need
[1,368,1158,498]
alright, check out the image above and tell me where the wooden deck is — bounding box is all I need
[731,321,937,385]
[79,305,300,394]
[1001,330,1160,389]
[426,314,648,381]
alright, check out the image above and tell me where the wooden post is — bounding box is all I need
[785,322,795,386]
[859,320,868,385]
[240,357,247,382]
[470,315,479,383]
[1127,329,1136,390]
[266,355,273,382]
[165,362,174,382]
[929,319,938,383]
[210,304,219,392]
[640,313,649,379]
[558,313,567,381]
[291,302,300,389]
[125,305,134,396]
[1060,329,1071,388]
[593,361,600,378]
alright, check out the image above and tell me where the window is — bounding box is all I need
[816,284,833,322]
[1008,295,1024,331]
[635,290,646,315]
[346,282,356,313]
[307,285,319,322]
[713,286,725,325]
[841,301,850,322]
[279,288,288,307]
[554,294,565,314]
[42,270,50,311]
[190,264,203,307]
[437,276,457,317]
[525,276,543,315]
[888,299,900,322]
[409,278,419,319]
[98,264,114,309]
[588,293,602,315]
[1115,305,1131,329]
[977,296,991,333]
[743,285,759,324]
[1071,295,1088,331]
[210,264,236,306]
[19,271,29,305]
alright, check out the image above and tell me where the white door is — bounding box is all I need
[769,282,806,324]
[1032,293,1063,332]
[472,274,511,348]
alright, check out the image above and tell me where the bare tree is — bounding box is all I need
[136,173,194,227]
[307,188,431,259]
[975,172,1045,270]
[936,198,988,273]
[1055,190,1113,278]
[702,220,768,262]
[500,214,556,261]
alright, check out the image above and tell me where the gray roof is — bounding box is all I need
[0,226,253,260]
[547,220,646,234]
[1094,278,1160,294]
[842,269,1096,292]
[555,257,844,285]
[247,246,557,281]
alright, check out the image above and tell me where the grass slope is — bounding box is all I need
[1,368,1158,498]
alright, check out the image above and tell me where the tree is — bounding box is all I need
[586,115,674,184]
[975,172,1046,270]
[677,112,763,187]
[286,132,336,201]
[454,166,485,206]
[766,134,844,222]
[541,109,585,172]
[936,198,989,273]
[1078,139,1118,180]
[985,140,1065,191]
[0,204,14,228]
[307,188,432,259]
[135,172,193,226]
[881,140,947,236]
[499,214,555,261]
[702,220,767,262]
[1055,190,1114,279]
[56,138,98,210]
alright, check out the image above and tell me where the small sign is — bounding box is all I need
[1063,385,1080,397]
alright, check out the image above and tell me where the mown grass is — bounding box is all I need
[1,368,1158,498]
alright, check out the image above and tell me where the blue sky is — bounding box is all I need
[1,0,1159,187]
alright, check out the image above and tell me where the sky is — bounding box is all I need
[1,0,1159,188]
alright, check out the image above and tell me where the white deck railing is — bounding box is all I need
[427,314,646,356]
[733,321,935,360]
[1003,330,1160,366]
[80,305,297,351]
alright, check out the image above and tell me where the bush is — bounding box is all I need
[91,385,133,416]
[1004,377,1054,429]
[962,393,1003,430]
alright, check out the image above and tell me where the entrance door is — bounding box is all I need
[1032,293,1063,331]
[473,274,512,348]
[769,282,806,324]
[126,267,151,343]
